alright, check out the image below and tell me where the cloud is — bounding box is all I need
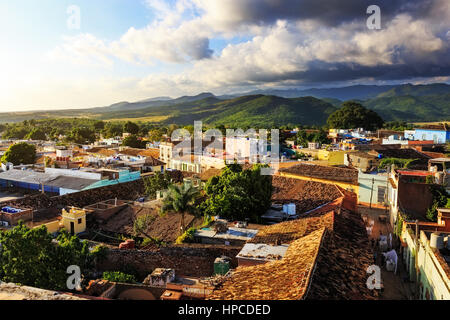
[46,0,450,100]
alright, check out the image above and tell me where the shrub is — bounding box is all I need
[175,227,196,244]
[102,271,136,284]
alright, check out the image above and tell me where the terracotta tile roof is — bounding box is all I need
[279,163,358,185]
[98,149,118,157]
[200,168,222,181]
[210,188,377,300]
[209,228,327,300]
[271,176,344,215]
[144,156,165,166]
[306,204,377,300]
[86,148,117,157]
[138,148,160,158]
[249,212,334,245]
[119,148,143,157]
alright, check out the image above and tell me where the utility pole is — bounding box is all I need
[369,177,375,209]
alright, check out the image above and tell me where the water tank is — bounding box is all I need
[430,232,444,249]
[287,203,296,216]
[214,257,230,276]
[283,204,288,214]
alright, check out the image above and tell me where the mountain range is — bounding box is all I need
[0,83,449,126]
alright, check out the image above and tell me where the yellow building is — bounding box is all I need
[61,207,87,235]
[317,150,348,166]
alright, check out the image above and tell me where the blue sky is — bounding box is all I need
[1,0,449,111]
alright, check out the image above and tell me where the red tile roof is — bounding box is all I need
[209,188,377,300]
[279,163,359,185]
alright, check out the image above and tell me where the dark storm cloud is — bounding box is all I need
[220,0,437,27]
[274,60,450,85]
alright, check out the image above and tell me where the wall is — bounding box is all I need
[402,229,450,299]
[34,219,61,234]
[317,150,346,166]
[97,244,241,280]
[0,208,33,225]
[358,172,390,208]
[414,130,448,144]
[398,181,433,219]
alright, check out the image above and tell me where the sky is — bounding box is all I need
[1,0,449,111]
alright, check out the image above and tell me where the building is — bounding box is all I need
[400,217,450,300]
[346,152,380,172]
[316,150,348,166]
[429,158,450,193]
[0,169,99,195]
[159,141,182,164]
[387,168,435,227]
[208,190,376,300]
[410,124,450,144]
[382,135,410,145]
[358,171,390,208]
[0,206,33,226]
[61,207,87,235]
[0,167,141,196]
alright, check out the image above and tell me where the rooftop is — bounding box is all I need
[271,176,343,214]
[0,169,99,191]
[209,189,375,300]
[138,148,160,158]
[278,163,359,185]
[209,228,326,300]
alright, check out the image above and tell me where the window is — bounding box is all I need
[78,218,82,224]
[377,186,386,204]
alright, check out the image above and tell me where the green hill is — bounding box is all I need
[1,83,450,125]
[202,95,336,127]
[364,94,450,122]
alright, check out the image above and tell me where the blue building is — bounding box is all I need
[410,124,450,144]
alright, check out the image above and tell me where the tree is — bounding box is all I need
[200,164,273,222]
[123,121,140,135]
[161,184,200,234]
[2,126,30,139]
[1,142,36,165]
[296,130,309,148]
[122,135,146,149]
[0,223,98,291]
[25,128,47,140]
[102,122,123,138]
[133,214,157,238]
[426,185,449,222]
[94,121,105,132]
[143,172,172,199]
[327,101,384,131]
[66,127,96,144]
[148,128,165,143]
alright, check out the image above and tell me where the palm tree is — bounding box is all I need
[161,184,200,235]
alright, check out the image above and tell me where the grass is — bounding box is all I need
[105,115,170,122]
[412,121,450,125]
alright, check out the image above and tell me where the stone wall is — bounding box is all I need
[97,244,241,280]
